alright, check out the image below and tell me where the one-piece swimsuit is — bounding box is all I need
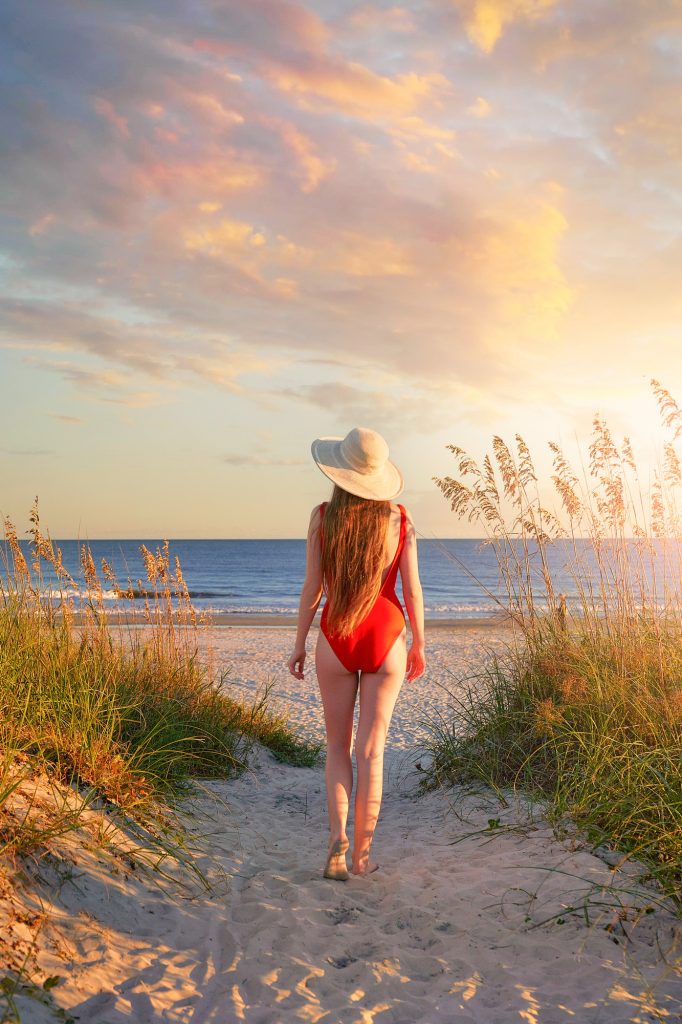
[319,502,406,673]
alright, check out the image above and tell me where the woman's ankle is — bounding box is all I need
[351,854,377,875]
[352,848,371,868]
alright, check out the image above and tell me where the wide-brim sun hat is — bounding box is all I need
[311,426,404,501]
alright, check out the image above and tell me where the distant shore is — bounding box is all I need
[59,610,514,629]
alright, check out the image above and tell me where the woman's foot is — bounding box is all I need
[352,861,379,876]
[351,851,379,876]
[323,837,350,881]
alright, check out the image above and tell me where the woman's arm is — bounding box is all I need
[399,506,425,682]
[288,504,324,679]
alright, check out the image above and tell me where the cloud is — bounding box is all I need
[0,0,679,431]
[466,96,491,117]
[28,359,132,390]
[28,213,56,237]
[22,357,170,408]
[0,447,56,456]
[191,0,332,57]
[269,118,336,192]
[49,413,84,424]
[188,1,451,120]
[182,217,312,289]
[343,7,416,36]
[331,232,415,278]
[275,378,490,435]
[262,63,453,120]
[221,452,308,466]
[92,96,130,138]
[453,0,559,54]
[0,299,277,393]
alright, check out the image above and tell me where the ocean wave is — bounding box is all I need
[21,586,228,602]
[423,602,499,613]
[184,603,294,614]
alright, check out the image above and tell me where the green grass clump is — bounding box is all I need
[0,498,322,1016]
[422,622,682,907]
[426,379,682,912]
[218,682,322,768]
[0,497,321,859]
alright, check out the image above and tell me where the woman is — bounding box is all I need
[287,426,425,880]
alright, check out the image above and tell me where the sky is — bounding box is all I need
[0,0,681,539]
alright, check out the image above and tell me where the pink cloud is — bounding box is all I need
[92,96,131,138]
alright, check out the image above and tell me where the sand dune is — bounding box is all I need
[3,625,681,1023]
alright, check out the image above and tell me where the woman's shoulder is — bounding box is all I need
[392,503,415,540]
[390,501,412,520]
[307,503,325,531]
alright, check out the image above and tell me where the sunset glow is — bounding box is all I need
[1,1,680,536]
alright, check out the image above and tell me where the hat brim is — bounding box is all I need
[311,436,404,501]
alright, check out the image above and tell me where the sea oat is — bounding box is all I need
[101,558,118,587]
[621,436,637,473]
[156,540,170,584]
[492,436,519,501]
[445,445,483,481]
[515,434,537,486]
[3,515,30,581]
[478,492,503,527]
[140,545,158,584]
[663,441,682,487]
[604,477,626,529]
[651,475,665,538]
[482,454,500,502]
[589,415,621,477]
[652,378,682,441]
[549,441,583,520]
[432,476,474,518]
[79,544,102,596]
[538,506,567,540]
[552,475,582,520]
[533,697,564,737]
[557,673,589,701]
[173,555,190,602]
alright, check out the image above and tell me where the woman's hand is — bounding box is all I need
[288,646,307,679]
[405,643,425,682]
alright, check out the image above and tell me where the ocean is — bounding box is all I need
[4,535,675,622]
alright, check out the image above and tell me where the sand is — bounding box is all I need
[2,623,681,1023]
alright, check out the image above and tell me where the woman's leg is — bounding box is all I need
[353,627,407,874]
[315,631,359,845]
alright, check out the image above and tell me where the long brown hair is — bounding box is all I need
[320,485,392,637]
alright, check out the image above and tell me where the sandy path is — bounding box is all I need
[6,625,682,1023]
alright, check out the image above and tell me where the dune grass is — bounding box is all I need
[0,499,319,1019]
[0,500,321,845]
[424,379,682,912]
[0,500,321,1013]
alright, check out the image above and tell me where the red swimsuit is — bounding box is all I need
[319,502,407,673]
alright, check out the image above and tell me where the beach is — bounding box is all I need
[3,620,681,1023]
[4,0,682,1016]
[174,617,516,756]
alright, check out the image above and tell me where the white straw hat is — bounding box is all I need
[311,426,404,501]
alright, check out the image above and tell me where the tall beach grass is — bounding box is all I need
[425,378,682,911]
[0,500,321,1008]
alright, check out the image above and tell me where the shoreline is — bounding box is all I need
[58,611,515,629]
